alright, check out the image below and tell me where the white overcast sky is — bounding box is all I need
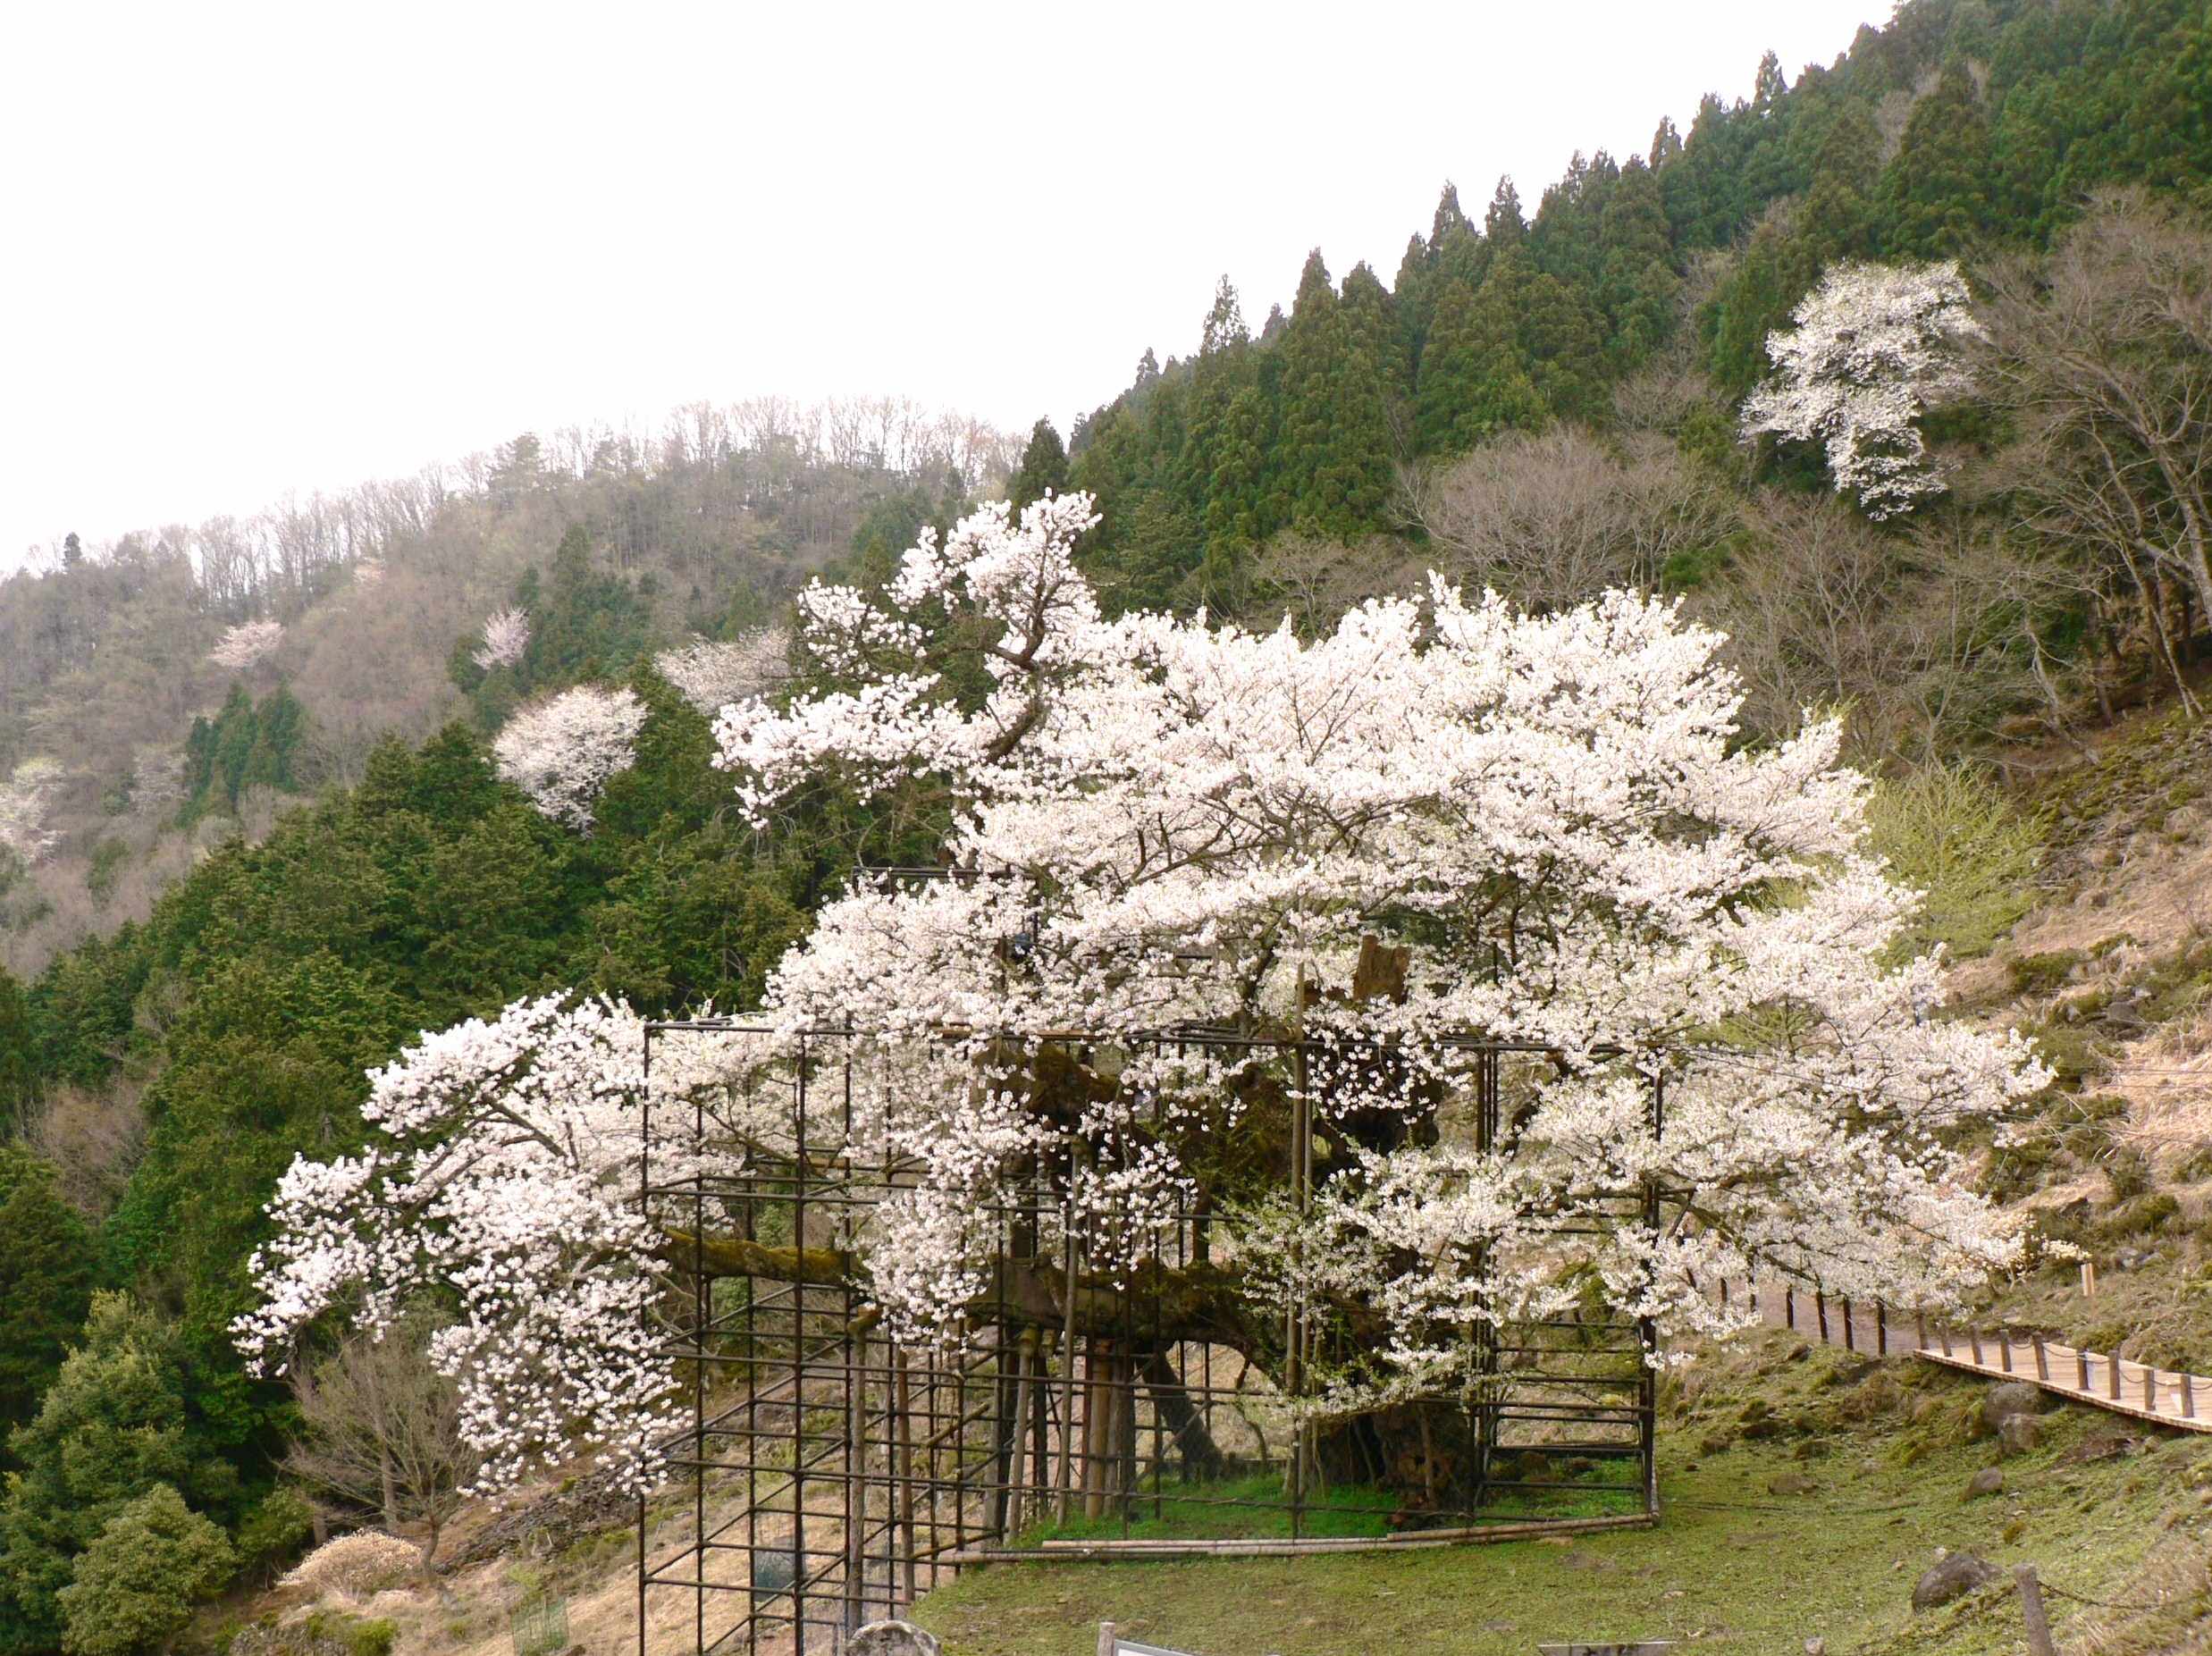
[0,1,1890,567]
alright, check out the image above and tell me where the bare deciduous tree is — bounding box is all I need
[1692,492,2039,766]
[1243,531,1419,635]
[285,1318,478,1571]
[1978,189,2212,708]
[1405,427,1735,611]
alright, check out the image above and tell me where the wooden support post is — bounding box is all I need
[2108,1354,2123,1402]
[1916,1311,1928,1350]
[1842,1297,1855,1352]
[2016,1564,2058,1656]
[2145,1365,2159,1412]
[2000,1333,2014,1374]
[2183,1372,2195,1418]
[1817,1291,1829,1342]
[2032,1335,2048,1383]
[1785,1286,1795,1329]
[1098,1622,1118,1656]
[2078,1349,2090,1390]
[1876,1301,1887,1358]
[1941,1326,1954,1358]
[1971,1331,1983,1365]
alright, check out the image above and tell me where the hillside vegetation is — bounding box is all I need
[0,399,1016,977]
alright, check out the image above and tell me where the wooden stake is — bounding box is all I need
[2015,1565,2057,1656]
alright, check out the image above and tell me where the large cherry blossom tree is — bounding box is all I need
[242,493,2042,1490]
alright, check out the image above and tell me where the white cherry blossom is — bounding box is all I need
[652,629,789,717]
[211,617,284,669]
[492,685,647,832]
[472,607,530,670]
[1740,259,1982,517]
[247,493,2045,1480]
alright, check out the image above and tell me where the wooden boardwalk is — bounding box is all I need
[1717,1276,2212,1434]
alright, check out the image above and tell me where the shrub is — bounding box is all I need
[1865,764,2045,961]
[233,1485,317,1582]
[55,1484,234,1656]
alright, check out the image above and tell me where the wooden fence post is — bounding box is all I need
[1099,1622,1117,1656]
[2032,1335,2048,1383]
[2016,1565,2058,1656]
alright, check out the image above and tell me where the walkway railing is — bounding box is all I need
[1710,1276,2212,1435]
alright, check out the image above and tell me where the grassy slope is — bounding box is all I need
[912,1333,2212,1656]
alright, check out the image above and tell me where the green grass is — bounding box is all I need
[1022,1474,1401,1543]
[911,1334,2212,1656]
[1017,1459,1644,1547]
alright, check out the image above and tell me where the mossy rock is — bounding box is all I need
[2097,1191,2181,1240]
[2010,949,2085,995]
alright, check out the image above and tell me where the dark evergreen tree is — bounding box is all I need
[0,1147,96,1432]
[1800,97,1885,258]
[1596,156,1680,366]
[0,966,32,1132]
[1007,419,1070,512]
[1882,61,1996,256]
[1483,177,1527,244]
[0,1296,236,1656]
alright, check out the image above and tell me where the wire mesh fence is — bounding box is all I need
[637,1024,1664,1655]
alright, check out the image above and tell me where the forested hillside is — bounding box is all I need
[0,400,1015,976]
[2,1,2211,1651]
[1071,0,2210,603]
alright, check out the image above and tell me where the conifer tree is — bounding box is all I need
[1484,176,1527,244]
[0,1147,95,1431]
[1597,156,1679,366]
[0,1296,234,1656]
[1007,419,1070,511]
[1705,213,1822,397]
[1269,250,1343,528]
[1801,98,1884,258]
[1273,255,1401,535]
[1198,273,1248,354]
[1180,278,1273,564]
[0,965,32,1131]
[1882,62,1995,256]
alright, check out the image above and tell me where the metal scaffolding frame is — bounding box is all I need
[635,1023,1668,1655]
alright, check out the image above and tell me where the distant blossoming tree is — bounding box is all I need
[1740,259,1982,517]
[492,685,646,832]
[471,608,530,671]
[0,757,65,867]
[244,494,2043,1491]
[210,618,284,670]
[652,629,790,716]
